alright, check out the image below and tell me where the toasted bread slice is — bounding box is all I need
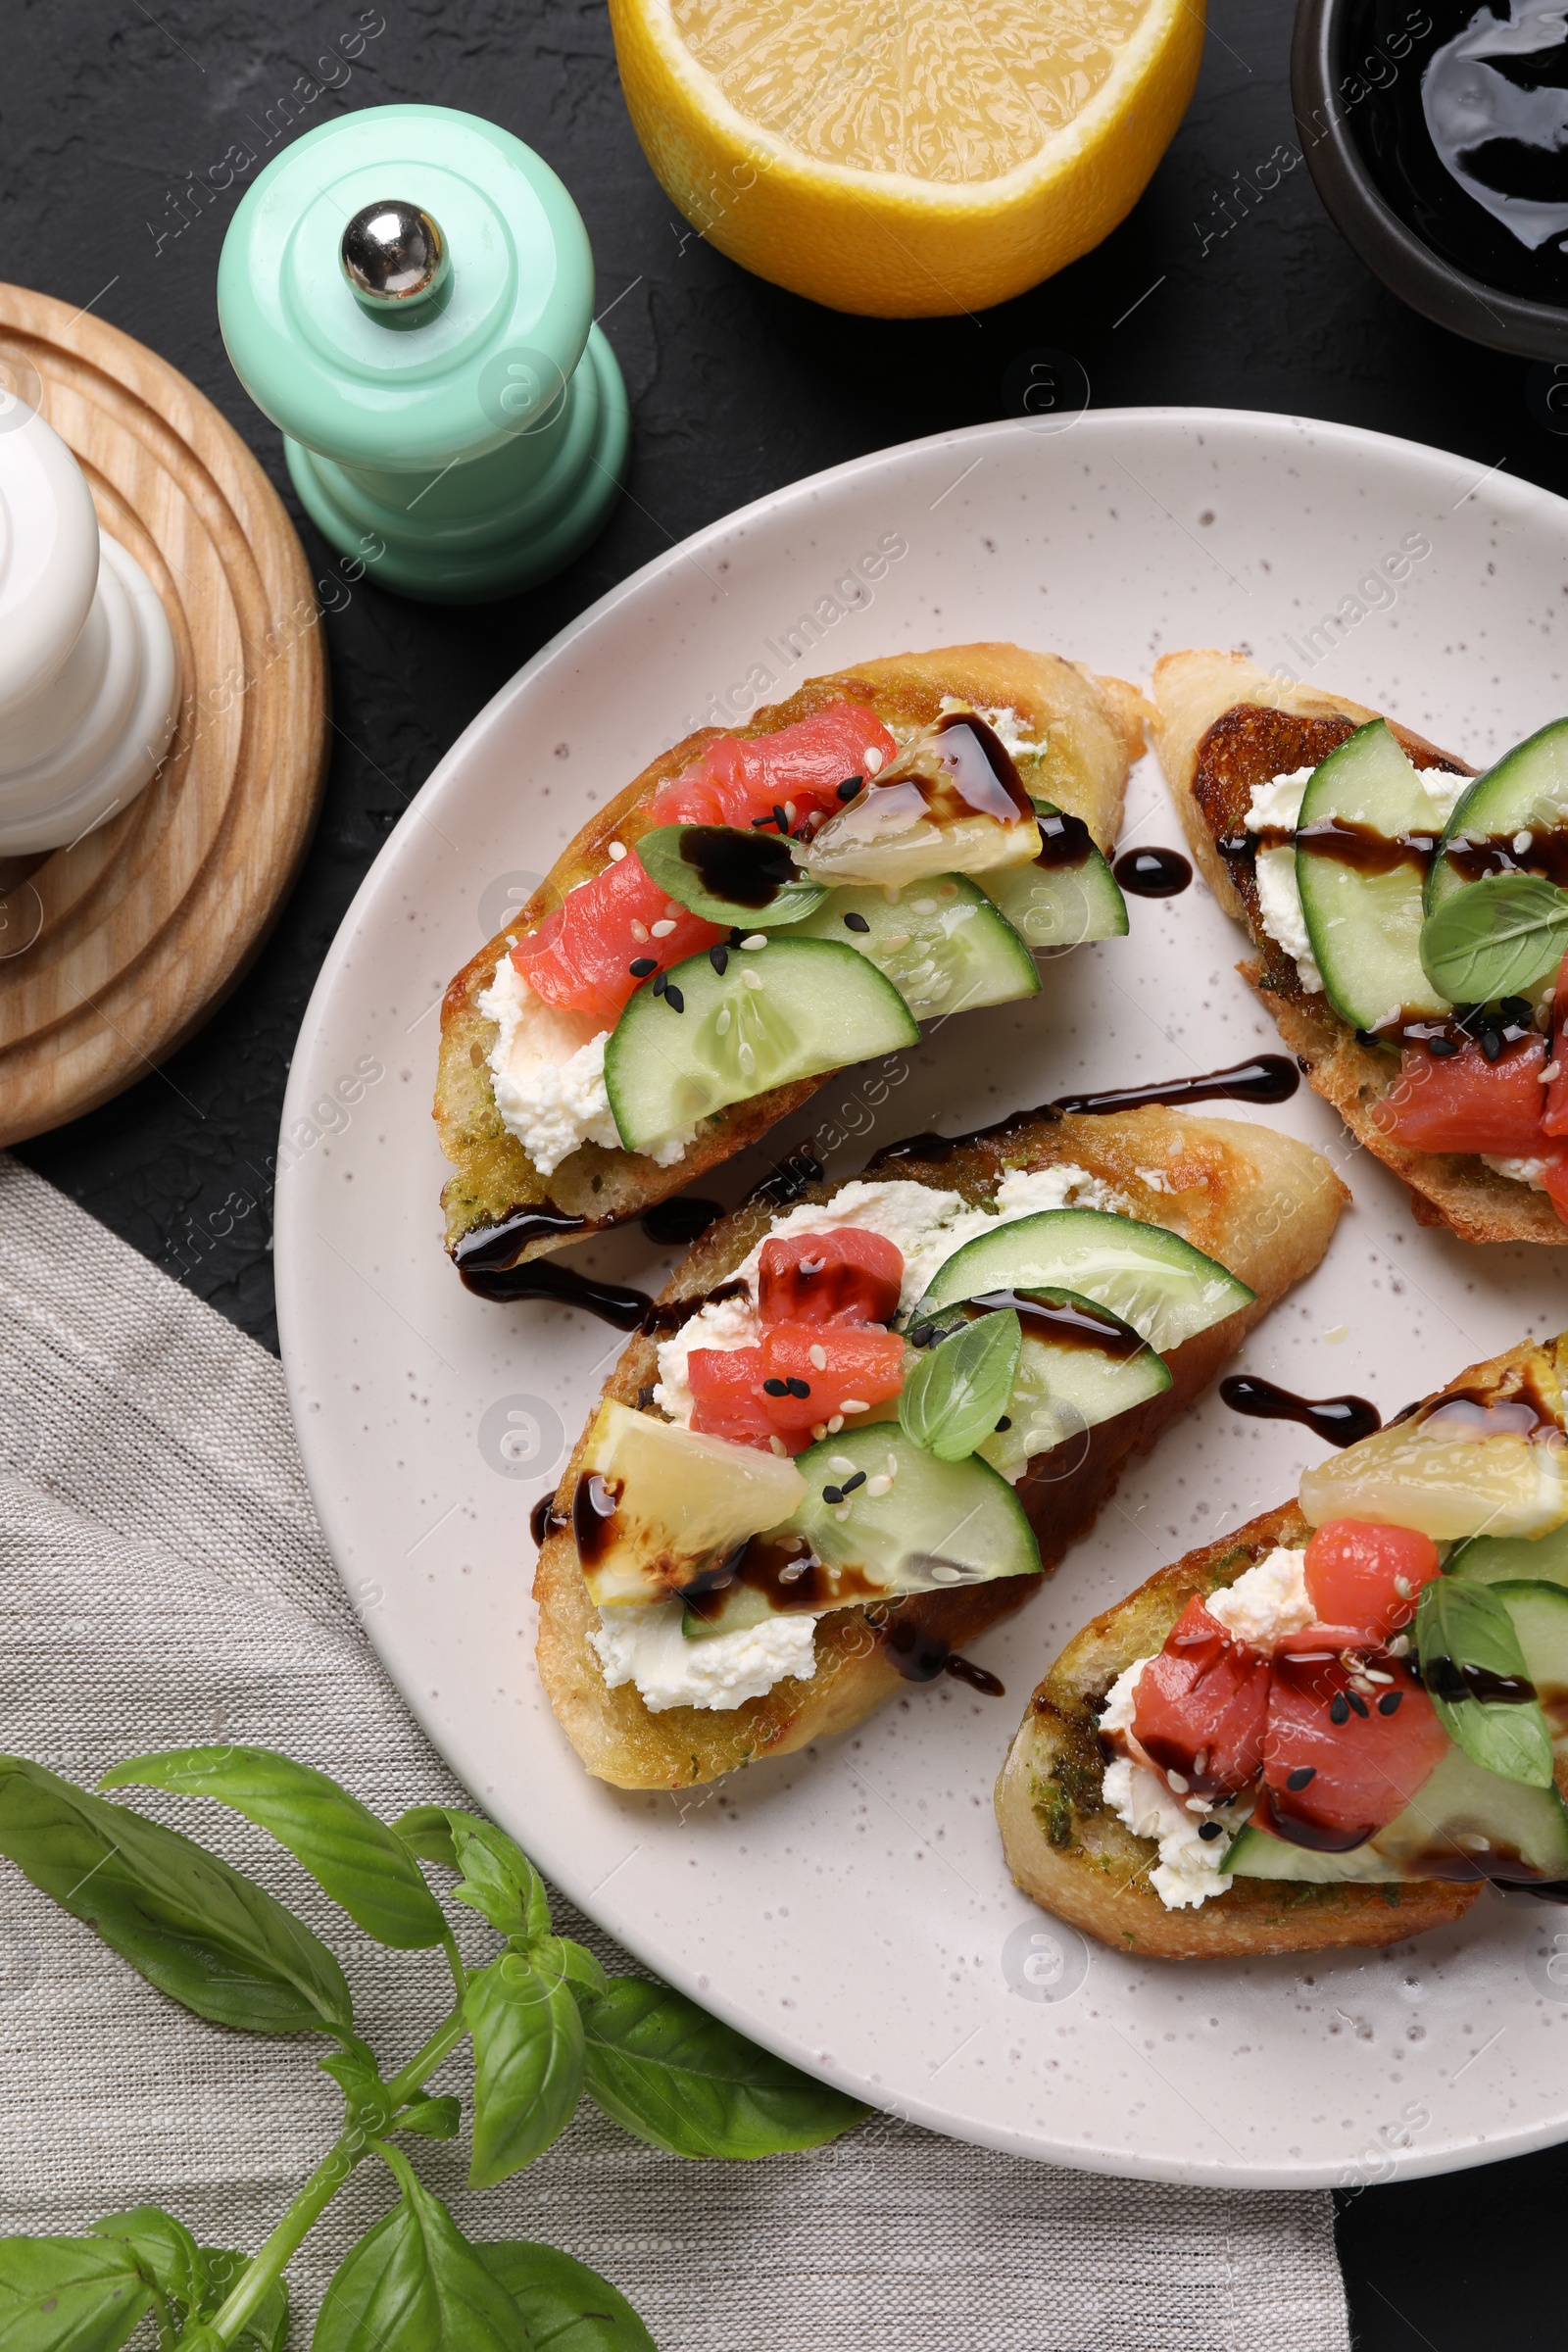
[1151,650,1567,1249]
[993,1328,1568,1957]
[438,645,1149,1270]
[534,1103,1348,1788]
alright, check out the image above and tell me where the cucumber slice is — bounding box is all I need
[604,935,918,1154]
[1448,1526,1568,1589]
[1428,718,1568,914]
[973,1291,1172,1480]
[978,802,1129,950]
[793,872,1040,1018]
[1296,721,1449,1030]
[790,1423,1042,1594]
[1228,1742,1568,1885]
[1492,1579,1568,1715]
[914,1209,1254,1357]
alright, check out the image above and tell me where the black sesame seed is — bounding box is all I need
[772,804,788,833]
[1329,1692,1349,1726]
[1428,1034,1459,1057]
[1500,996,1534,1022]
[837,775,863,800]
[652,970,667,997]
[730,926,747,946]
[785,1376,811,1398]
[1198,1820,1225,1841]
[1377,1690,1403,1716]
[843,909,872,933]
[840,1470,866,1494]
[1481,1028,1503,1062]
[995,1415,1012,1432]
[750,813,773,828]
[1286,1766,1316,1791]
[906,1322,934,1348]
[762,1378,789,1396]
[709,943,729,975]
[1346,1689,1370,1718]
[628,956,657,977]
[821,1485,843,1505]
[664,984,685,1013]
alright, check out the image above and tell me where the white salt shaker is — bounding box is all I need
[0,400,179,856]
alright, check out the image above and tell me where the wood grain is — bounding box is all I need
[0,281,327,1145]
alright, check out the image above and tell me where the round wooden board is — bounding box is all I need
[0,281,328,1145]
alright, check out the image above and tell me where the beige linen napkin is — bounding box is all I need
[0,1152,1349,2350]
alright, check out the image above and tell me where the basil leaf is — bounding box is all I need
[0,2236,154,2352]
[578,1978,868,2158]
[449,1818,553,1947]
[88,2210,202,2311]
[633,823,826,928]
[466,1954,586,2186]
[543,1936,609,1999]
[391,1806,458,1869]
[899,1309,1021,1461]
[388,2096,462,2142]
[473,2243,657,2352]
[1418,871,1568,1004]
[0,1757,351,2034]
[318,2037,388,2116]
[193,2253,288,2352]
[1415,1577,1556,1788]
[100,1748,447,1952]
[312,2162,524,2352]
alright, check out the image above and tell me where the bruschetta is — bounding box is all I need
[999,1328,1568,1957]
[532,1102,1347,1788]
[437,645,1148,1281]
[1151,650,1568,1245]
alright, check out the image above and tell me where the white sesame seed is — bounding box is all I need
[741,934,767,951]
[784,801,797,823]
[834,1503,853,1523]
[1394,1575,1411,1597]
[650,918,676,938]
[1363,1667,1395,1684]
[841,1398,868,1413]
[1166,1769,1189,1792]
[630,919,650,942]
[1514,829,1533,854]
[829,1454,857,1473]
[865,1474,893,1496]
[1388,1634,1411,1656]
[929,1563,962,1584]
[808,1344,828,1371]
[1194,1749,1208,1778]
[1460,1833,1491,1852]
[1546,1061,1562,1082]
[811,1422,827,1443]
[864,746,884,773]
[607,840,627,860]
[826,1413,845,1433]
[768,1436,788,1456]
[742,968,764,991]
[1185,1796,1211,1815]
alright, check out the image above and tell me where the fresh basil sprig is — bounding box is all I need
[900,1308,1021,1461]
[1418,871,1568,1006]
[1414,1576,1555,1788]
[633,823,827,928]
[0,1749,867,2349]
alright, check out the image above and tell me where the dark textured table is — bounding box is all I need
[11,2,1568,2338]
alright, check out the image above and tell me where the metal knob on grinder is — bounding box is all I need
[218,104,628,603]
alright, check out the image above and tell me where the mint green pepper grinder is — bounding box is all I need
[217,104,628,603]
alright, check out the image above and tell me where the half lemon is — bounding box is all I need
[609,0,1206,317]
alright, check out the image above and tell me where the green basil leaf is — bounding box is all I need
[466,1954,586,2187]
[1418,871,1568,1004]
[318,2037,387,2113]
[193,2253,287,2352]
[100,1749,447,1952]
[579,1978,868,2158]
[545,1936,609,2000]
[633,823,827,928]
[87,2210,201,2311]
[1415,1576,1556,1788]
[473,2243,657,2352]
[311,2161,524,2352]
[899,1309,1021,1462]
[389,2095,462,2142]
[0,1758,351,2034]
[0,2236,154,2352]
[449,1818,552,1947]
[391,1807,458,1869]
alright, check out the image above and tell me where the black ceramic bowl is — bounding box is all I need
[1292,0,1568,361]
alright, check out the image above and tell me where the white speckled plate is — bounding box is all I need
[276,409,1568,2187]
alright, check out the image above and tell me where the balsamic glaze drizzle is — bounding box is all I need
[1219,1373,1382,1449]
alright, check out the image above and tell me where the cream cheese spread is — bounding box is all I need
[590,1597,817,1711]
[478,954,695,1176]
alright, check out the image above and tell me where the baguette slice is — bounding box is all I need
[534,1102,1348,1788]
[1151,649,1567,1248]
[438,644,1148,1271]
[993,1331,1568,1958]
